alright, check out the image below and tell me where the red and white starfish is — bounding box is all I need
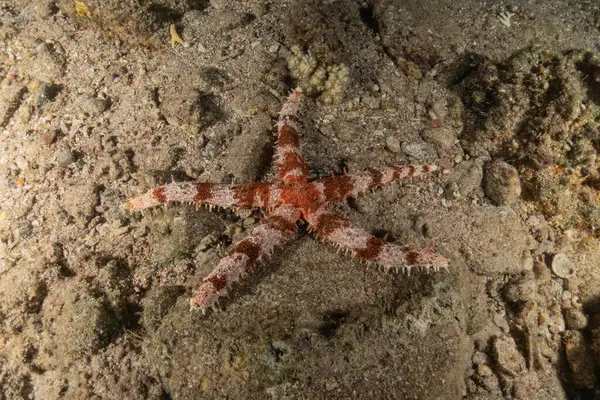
[126,90,448,313]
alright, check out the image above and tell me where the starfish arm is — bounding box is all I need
[313,164,440,204]
[190,204,300,312]
[125,181,281,212]
[306,209,448,273]
[275,89,309,184]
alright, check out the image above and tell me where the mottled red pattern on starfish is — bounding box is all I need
[126,89,448,313]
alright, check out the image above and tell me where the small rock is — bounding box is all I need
[250,0,269,17]
[521,254,533,271]
[41,130,58,146]
[54,148,75,166]
[198,232,220,252]
[325,378,338,391]
[14,155,29,170]
[33,0,56,19]
[483,160,521,205]
[13,104,32,127]
[203,140,221,159]
[23,43,66,82]
[35,83,61,109]
[533,260,552,285]
[492,336,526,377]
[55,295,116,356]
[428,100,448,121]
[551,253,575,279]
[563,330,597,388]
[77,95,109,117]
[159,85,204,134]
[401,139,434,159]
[451,158,484,197]
[268,43,280,53]
[493,313,510,333]
[565,309,588,330]
[421,125,463,159]
[362,95,380,109]
[210,0,227,9]
[216,10,253,31]
[243,216,258,227]
[197,42,207,52]
[62,183,99,226]
[385,136,401,153]
[445,181,460,200]
[397,58,422,79]
[548,323,564,335]
[504,274,537,303]
[319,125,335,137]
[477,364,493,377]
[472,351,489,365]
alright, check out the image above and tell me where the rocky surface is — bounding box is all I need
[0,0,599,399]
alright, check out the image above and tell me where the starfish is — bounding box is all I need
[126,90,449,313]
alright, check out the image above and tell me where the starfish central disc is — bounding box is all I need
[280,179,322,216]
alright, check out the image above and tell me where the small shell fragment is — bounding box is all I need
[551,253,575,279]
